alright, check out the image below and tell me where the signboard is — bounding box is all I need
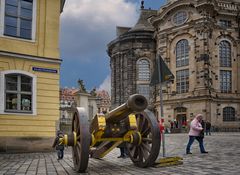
[150,55,174,86]
[32,67,58,73]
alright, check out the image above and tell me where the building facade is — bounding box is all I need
[108,8,157,109]
[108,0,240,131]
[96,90,111,114]
[0,0,65,152]
[59,87,78,131]
[74,90,98,121]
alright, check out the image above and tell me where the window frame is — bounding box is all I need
[137,84,150,101]
[220,70,232,93]
[223,107,235,122]
[0,0,37,41]
[0,70,37,115]
[176,69,189,94]
[219,19,232,29]
[176,39,189,67]
[137,58,151,81]
[219,40,231,67]
[172,11,188,26]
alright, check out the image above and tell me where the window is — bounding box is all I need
[223,107,235,121]
[219,41,231,67]
[176,69,189,93]
[5,73,32,112]
[176,39,189,67]
[220,70,231,93]
[173,11,188,25]
[137,84,150,100]
[0,70,36,115]
[4,0,33,39]
[219,20,231,28]
[137,59,150,81]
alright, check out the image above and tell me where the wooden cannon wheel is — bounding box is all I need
[126,109,161,167]
[72,107,90,173]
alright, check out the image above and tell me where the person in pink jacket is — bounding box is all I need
[186,114,208,154]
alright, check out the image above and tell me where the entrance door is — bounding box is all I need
[176,114,187,129]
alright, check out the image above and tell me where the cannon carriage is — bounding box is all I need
[61,94,161,173]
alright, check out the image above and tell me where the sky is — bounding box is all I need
[60,0,167,94]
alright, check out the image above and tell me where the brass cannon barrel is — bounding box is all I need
[105,94,148,122]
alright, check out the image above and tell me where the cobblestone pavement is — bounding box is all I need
[1,132,240,175]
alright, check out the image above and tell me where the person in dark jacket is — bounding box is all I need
[52,130,65,159]
[205,121,212,135]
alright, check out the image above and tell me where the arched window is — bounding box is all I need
[0,70,36,115]
[223,107,235,121]
[219,40,231,67]
[176,39,189,67]
[137,59,150,81]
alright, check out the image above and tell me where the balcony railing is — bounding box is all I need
[218,2,238,11]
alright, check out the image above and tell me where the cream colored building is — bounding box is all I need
[74,90,98,121]
[108,0,240,131]
[0,0,65,152]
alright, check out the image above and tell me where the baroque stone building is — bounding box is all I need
[108,0,240,131]
[108,8,157,108]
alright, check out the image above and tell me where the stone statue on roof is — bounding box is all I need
[77,79,87,93]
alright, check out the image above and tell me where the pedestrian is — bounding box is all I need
[205,121,212,135]
[52,130,65,160]
[117,143,128,158]
[186,114,208,154]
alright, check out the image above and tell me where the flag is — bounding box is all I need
[150,55,174,86]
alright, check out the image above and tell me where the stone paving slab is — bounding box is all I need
[0,132,240,175]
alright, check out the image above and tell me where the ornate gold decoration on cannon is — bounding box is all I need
[61,94,161,173]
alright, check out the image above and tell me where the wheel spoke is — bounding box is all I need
[129,146,137,158]
[141,125,150,136]
[76,122,80,134]
[142,137,152,143]
[141,142,151,153]
[138,147,143,161]
[140,146,149,161]
[73,146,79,165]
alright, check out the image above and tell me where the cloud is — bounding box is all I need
[98,75,111,95]
[60,0,138,62]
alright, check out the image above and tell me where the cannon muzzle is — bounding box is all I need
[105,94,148,122]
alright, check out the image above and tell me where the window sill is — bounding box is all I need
[0,34,36,43]
[0,111,36,116]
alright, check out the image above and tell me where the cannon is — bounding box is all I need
[60,94,161,173]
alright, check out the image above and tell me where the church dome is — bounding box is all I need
[129,9,157,32]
